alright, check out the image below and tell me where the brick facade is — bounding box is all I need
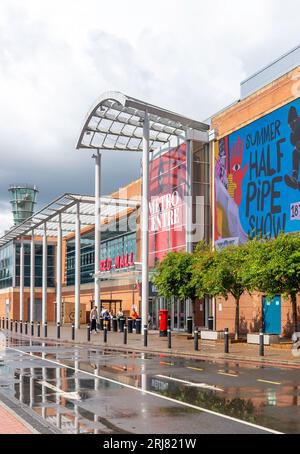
[212,66,300,337]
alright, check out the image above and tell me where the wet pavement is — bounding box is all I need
[0,331,300,434]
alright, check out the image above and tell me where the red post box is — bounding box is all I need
[159,310,168,337]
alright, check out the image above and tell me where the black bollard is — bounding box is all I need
[99,317,104,331]
[10,320,13,331]
[15,320,18,333]
[112,317,118,332]
[168,328,172,349]
[128,317,133,334]
[144,325,148,348]
[44,322,48,338]
[31,321,34,337]
[57,322,61,339]
[259,329,265,357]
[20,321,23,335]
[187,317,193,335]
[25,321,28,335]
[72,323,75,341]
[104,327,108,344]
[119,317,125,333]
[124,326,128,345]
[87,324,91,342]
[6,318,8,330]
[194,328,199,351]
[224,328,229,354]
[37,322,41,338]
[136,318,142,335]
[2,317,4,329]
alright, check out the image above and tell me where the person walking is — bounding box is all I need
[90,306,99,334]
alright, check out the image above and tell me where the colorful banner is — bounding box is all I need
[149,144,187,267]
[215,97,300,246]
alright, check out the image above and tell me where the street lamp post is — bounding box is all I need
[93,151,101,308]
[141,112,150,333]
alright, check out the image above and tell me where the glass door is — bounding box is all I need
[179,300,186,331]
[171,298,186,331]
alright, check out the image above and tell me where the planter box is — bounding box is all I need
[247,334,280,346]
[201,330,225,341]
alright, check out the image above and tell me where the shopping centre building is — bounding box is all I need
[1,45,300,336]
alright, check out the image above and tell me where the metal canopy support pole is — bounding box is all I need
[94,151,101,308]
[210,132,217,331]
[141,111,150,332]
[30,230,35,323]
[42,223,47,326]
[56,213,62,325]
[186,136,193,255]
[75,202,81,329]
[19,241,24,322]
[185,135,193,324]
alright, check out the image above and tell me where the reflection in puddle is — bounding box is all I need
[1,339,300,434]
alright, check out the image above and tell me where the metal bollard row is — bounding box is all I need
[168,328,172,349]
[259,329,265,357]
[144,325,148,348]
[194,328,199,351]
[224,328,229,354]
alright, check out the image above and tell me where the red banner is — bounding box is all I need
[149,144,187,267]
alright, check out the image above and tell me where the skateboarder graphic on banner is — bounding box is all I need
[285,106,300,190]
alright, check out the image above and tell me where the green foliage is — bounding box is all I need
[245,233,300,297]
[245,233,300,332]
[194,244,250,302]
[152,252,196,302]
[193,243,251,339]
[153,233,300,337]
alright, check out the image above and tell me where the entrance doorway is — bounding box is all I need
[171,298,186,331]
[99,300,122,316]
[27,300,42,322]
[263,296,281,335]
[149,297,189,332]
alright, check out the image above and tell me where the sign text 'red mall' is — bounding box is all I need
[100,253,134,272]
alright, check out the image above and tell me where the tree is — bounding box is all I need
[193,243,250,340]
[245,233,300,334]
[152,252,197,309]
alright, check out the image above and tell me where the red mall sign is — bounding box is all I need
[100,253,134,272]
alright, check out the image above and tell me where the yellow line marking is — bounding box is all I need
[187,367,204,372]
[218,371,239,377]
[160,362,175,367]
[257,379,281,386]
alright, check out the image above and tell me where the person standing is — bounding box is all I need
[103,309,110,331]
[90,306,99,334]
[131,309,138,329]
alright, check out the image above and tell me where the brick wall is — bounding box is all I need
[212,66,300,138]
[215,293,299,337]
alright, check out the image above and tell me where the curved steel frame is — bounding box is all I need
[76,91,209,332]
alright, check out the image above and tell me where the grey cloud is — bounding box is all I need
[1,0,300,235]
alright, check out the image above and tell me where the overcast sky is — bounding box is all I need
[1,0,300,234]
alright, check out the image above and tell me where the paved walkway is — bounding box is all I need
[0,402,33,434]
[6,323,300,368]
